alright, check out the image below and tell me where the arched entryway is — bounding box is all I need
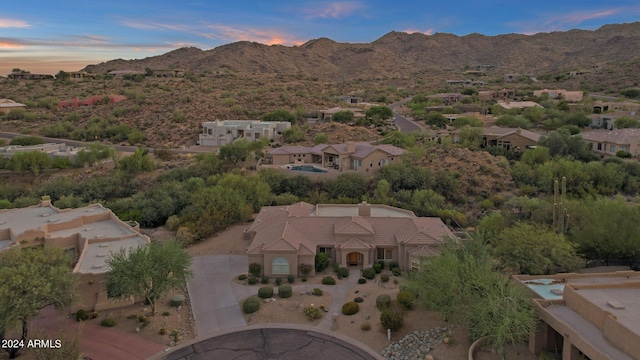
[346,252,363,267]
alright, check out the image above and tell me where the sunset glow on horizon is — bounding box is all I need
[1,0,639,76]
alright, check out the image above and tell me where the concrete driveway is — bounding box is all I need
[187,255,248,339]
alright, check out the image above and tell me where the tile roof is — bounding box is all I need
[269,143,404,157]
[483,126,541,142]
[337,237,375,250]
[334,217,375,234]
[409,245,441,257]
[581,129,640,145]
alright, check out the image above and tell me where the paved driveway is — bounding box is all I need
[187,255,248,339]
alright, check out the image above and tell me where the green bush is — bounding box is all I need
[397,291,416,309]
[354,297,363,303]
[363,268,375,279]
[342,301,360,315]
[243,296,261,314]
[312,288,323,296]
[275,278,283,285]
[380,303,404,331]
[389,262,396,269]
[75,309,89,321]
[303,305,322,321]
[381,273,390,282]
[9,136,44,146]
[376,294,391,310]
[337,267,349,279]
[261,276,269,284]
[373,263,382,273]
[315,252,329,272]
[258,286,274,299]
[392,268,401,276]
[333,263,339,273]
[248,277,258,285]
[287,274,295,283]
[100,318,117,327]
[378,260,385,269]
[170,295,185,307]
[238,274,247,281]
[322,276,336,285]
[360,322,371,331]
[249,263,262,277]
[278,284,292,298]
[358,278,366,284]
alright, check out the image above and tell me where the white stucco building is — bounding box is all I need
[198,120,291,146]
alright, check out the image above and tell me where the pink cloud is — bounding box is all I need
[202,25,306,46]
[511,7,631,34]
[0,18,31,28]
[299,1,365,19]
[403,28,435,36]
[0,39,25,49]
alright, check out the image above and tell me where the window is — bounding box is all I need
[319,247,332,258]
[597,143,602,150]
[610,145,616,153]
[272,257,289,274]
[377,248,393,260]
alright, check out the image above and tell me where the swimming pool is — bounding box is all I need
[290,165,328,173]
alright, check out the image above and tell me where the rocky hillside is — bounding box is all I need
[85,22,640,79]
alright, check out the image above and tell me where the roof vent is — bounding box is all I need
[47,219,59,223]
[95,235,104,239]
[92,265,103,269]
[84,228,93,231]
[41,213,51,217]
[99,244,109,248]
[96,253,107,257]
[607,301,626,310]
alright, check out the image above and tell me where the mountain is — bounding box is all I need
[84,22,640,79]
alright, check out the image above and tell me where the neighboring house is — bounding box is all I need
[481,126,541,151]
[478,89,516,101]
[496,100,543,110]
[245,201,455,277]
[318,107,366,122]
[504,73,520,82]
[515,271,640,360]
[7,72,53,80]
[0,99,26,114]
[337,95,362,104]
[0,143,84,161]
[581,129,640,157]
[446,79,485,87]
[443,112,488,125]
[67,71,97,80]
[267,142,404,173]
[0,199,150,311]
[427,93,463,105]
[198,120,291,146]
[107,70,143,78]
[151,69,185,78]
[533,89,584,102]
[588,111,639,130]
[593,101,640,114]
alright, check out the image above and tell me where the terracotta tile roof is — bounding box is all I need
[334,217,375,234]
[269,146,310,155]
[581,129,640,145]
[337,237,375,250]
[409,245,441,257]
[483,126,541,142]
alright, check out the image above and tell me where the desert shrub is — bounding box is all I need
[261,276,269,284]
[336,267,349,279]
[299,263,313,279]
[354,297,363,303]
[397,291,416,309]
[170,295,185,307]
[389,262,396,269]
[258,286,274,299]
[333,263,339,273]
[374,263,382,273]
[287,274,295,283]
[275,277,282,285]
[159,328,167,335]
[243,296,260,314]
[238,274,247,281]
[360,322,371,331]
[342,301,360,315]
[162,311,170,316]
[358,278,366,284]
[392,268,402,276]
[138,315,148,323]
[100,318,117,327]
[315,252,329,272]
[376,294,391,310]
[378,260,385,269]
[249,263,262,277]
[381,273,390,282]
[75,309,89,321]
[312,288,323,296]
[363,267,375,279]
[380,303,405,331]
[322,276,336,285]
[278,284,292,298]
[303,305,322,321]
[90,311,99,319]
[248,277,258,285]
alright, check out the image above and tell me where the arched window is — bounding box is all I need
[272,257,289,274]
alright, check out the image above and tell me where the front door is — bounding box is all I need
[347,252,362,266]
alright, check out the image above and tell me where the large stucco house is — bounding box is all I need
[475,126,541,151]
[0,99,26,114]
[0,199,150,311]
[581,128,640,157]
[532,89,584,102]
[245,202,455,277]
[267,142,404,173]
[198,120,291,146]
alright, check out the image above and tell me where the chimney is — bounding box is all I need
[358,201,371,217]
[346,142,355,153]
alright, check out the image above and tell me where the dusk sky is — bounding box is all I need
[2,0,639,76]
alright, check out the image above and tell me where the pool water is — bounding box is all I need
[290,165,327,173]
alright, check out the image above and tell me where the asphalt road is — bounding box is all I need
[389,99,424,133]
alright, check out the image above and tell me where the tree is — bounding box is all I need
[106,240,192,314]
[117,148,156,174]
[74,144,115,167]
[452,116,483,128]
[282,125,305,143]
[0,247,77,359]
[457,126,483,149]
[9,136,45,146]
[313,133,328,145]
[332,111,355,123]
[262,109,295,124]
[218,139,251,166]
[55,70,70,81]
[325,172,367,200]
[9,152,53,175]
[425,112,447,128]
[494,223,582,275]
[365,106,393,121]
[538,129,596,162]
[614,116,639,129]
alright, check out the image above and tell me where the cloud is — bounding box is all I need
[510,7,634,34]
[201,25,305,45]
[403,28,435,36]
[119,19,192,32]
[0,18,31,28]
[0,39,25,50]
[298,1,365,19]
